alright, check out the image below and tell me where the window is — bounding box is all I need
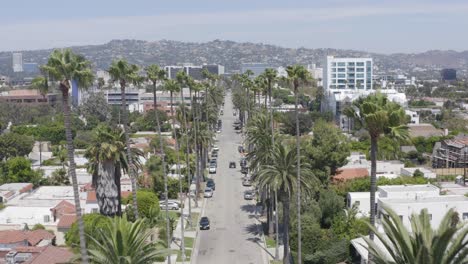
[348,62,355,66]
[348,67,355,72]
[338,68,346,72]
[348,73,355,77]
[332,79,336,84]
[337,62,346,66]
[463,213,468,220]
[332,68,337,72]
[354,201,360,206]
[357,62,364,66]
[332,62,336,66]
[356,73,364,78]
[331,74,336,78]
[399,215,403,221]
[338,73,346,78]
[356,68,364,72]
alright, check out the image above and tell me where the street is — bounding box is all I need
[192,92,267,264]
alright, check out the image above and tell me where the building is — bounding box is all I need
[400,167,436,179]
[441,68,456,81]
[333,168,369,182]
[165,64,224,80]
[0,89,57,105]
[2,245,74,264]
[0,183,33,203]
[408,123,444,138]
[307,64,323,86]
[405,110,419,124]
[323,56,373,91]
[23,63,39,73]
[12,53,23,73]
[203,64,224,76]
[240,63,271,77]
[432,135,468,168]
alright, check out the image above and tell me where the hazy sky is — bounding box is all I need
[1,0,467,53]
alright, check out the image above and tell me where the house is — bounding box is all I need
[0,230,55,249]
[374,160,405,179]
[346,192,370,216]
[333,168,369,182]
[400,167,436,179]
[408,123,444,138]
[1,245,73,264]
[0,183,33,203]
[432,135,468,168]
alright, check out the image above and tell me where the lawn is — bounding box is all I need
[176,249,192,261]
[184,236,194,249]
[265,236,276,248]
[186,212,199,231]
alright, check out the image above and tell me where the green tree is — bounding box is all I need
[286,64,312,263]
[65,213,110,249]
[344,93,409,241]
[0,133,34,160]
[108,59,143,219]
[40,49,94,262]
[87,216,167,264]
[363,206,468,264]
[255,143,317,264]
[280,112,313,136]
[1,157,43,186]
[48,168,70,186]
[124,190,160,219]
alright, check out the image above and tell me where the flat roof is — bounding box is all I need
[0,183,32,191]
[381,195,468,204]
[347,192,370,198]
[0,206,55,226]
[378,184,439,193]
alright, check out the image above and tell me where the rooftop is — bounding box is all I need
[378,184,439,193]
[380,195,468,204]
[0,206,54,226]
[333,168,369,182]
[408,123,444,138]
[0,230,54,246]
[347,192,370,199]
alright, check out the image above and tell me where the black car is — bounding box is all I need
[206,179,216,190]
[238,146,244,153]
[241,166,249,174]
[229,162,236,168]
[199,216,210,230]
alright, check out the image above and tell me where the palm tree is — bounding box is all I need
[285,64,311,263]
[254,143,315,264]
[344,93,408,242]
[87,216,168,264]
[40,49,94,263]
[363,206,468,264]
[108,59,142,219]
[85,125,143,217]
[145,65,172,260]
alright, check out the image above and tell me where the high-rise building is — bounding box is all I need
[323,56,373,91]
[441,68,456,81]
[12,53,23,73]
[240,63,271,77]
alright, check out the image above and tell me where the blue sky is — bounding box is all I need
[1,0,468,53]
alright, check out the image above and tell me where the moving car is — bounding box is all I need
[229,162,236,168]
[159,201,180,210]
[204,187,214,198]
[244,190,254,200]
[199,216,210,230]
[206,179,216,190]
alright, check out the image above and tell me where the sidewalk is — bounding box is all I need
[167,195,204,264]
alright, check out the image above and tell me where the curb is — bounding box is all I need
[189,196,207,264]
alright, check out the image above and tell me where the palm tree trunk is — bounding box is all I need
[97,160,118,216]
[115,165,122,216]
[120,85,139,219]
[294,87,302,264]
[184,88,192,223]
[170,91,185,262]
[152,83,171,263]
[61,87,89,263]
[268,189,274,235]
[274,190,280,260]
[283,195,291,264]
[369,136,378,241]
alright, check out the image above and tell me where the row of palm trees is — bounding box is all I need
[37,49,223,263]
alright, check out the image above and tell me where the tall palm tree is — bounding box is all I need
[145,65,172,254]
[85,125,143,217]
[254,143,315,264]
[285,64,311,263]
[87,216,168,264]
[363,206,468,264]
[41,49,94,263]
[344,93,408,242]
[108,59,143,219]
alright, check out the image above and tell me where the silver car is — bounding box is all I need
[244,190,254,200]
[159,201,180,210]
[204,188,214,198]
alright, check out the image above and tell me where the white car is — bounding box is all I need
[204,188,214,198]
[209,166,217,174]
[159,201,180,210]
[213,145,219,151]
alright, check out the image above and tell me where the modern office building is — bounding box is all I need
[12,53,23,72]
[240,63,271,77]
[202,64,225,76]
[165,64,225,80]
[164,66,184,79]
[323,56,373,91]
[441,68,457,81]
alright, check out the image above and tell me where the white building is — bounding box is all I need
[12,53,23,73]
[240,63,271,77]
[323,56,373,92]
[405,109,420,124]
[307,64,323,87]
[400,167,436,179]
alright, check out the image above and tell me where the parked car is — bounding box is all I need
[206,179,216,190]
[213,145,219,151]
[199,216,210,230]
[242,180,252,187]
[238,146,244,153]
[204,188,214,198]
[244,190,254,200]
[159,201,180,210]
[241,166,249,174]
[209,166,217,174]
[211,152,218,158]
[229,162,236,168]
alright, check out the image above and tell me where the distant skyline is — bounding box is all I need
[1,0,468,53]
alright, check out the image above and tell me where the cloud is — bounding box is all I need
[1,2,468,51]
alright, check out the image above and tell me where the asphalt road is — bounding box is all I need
[193,92,267,264]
